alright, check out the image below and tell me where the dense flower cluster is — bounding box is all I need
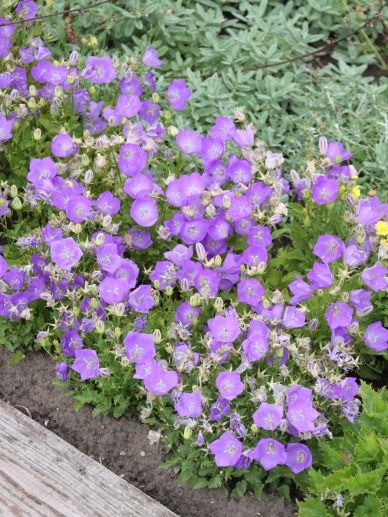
[0,2,387,479]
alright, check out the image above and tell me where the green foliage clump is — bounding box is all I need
[297,382,388,516]
[40,0,388,199]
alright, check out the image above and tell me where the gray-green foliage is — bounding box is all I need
[41,0,387,197]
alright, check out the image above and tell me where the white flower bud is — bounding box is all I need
[96,320,105,334]
[84,169,94,184]
[153,329,162,343]
[9,185,17,198]
[319,136,328,155]
[195,242,207,262]
[33,128,42,140]
[95,232,105,246]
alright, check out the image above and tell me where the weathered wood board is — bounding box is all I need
[0,400,178,516]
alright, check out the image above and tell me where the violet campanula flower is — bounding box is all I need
[285,443,312,474]
[128,284,155,313]
[50,132,78,158]
[72,349,100,381]
[124,331,156,363]
[311,176,338,205]
[166,79,191,111]
[313,234,344,263]
[55,362,70,381]
[361,264,388,291]
[253,402,283,431]
[143,363,178,396]
[307,262,333,289]
[252,438,287,470]
[326,141,352,164]
[208,313,241,344]
[283,306,306,329]
[175,391,202,418]
[364,322,388,352]
[216,371,244,400]
[208,432,242,467]
[83,56,116,84]
[325,301,353,330]
[288,276,312,304]
[50,237,82,270]
[142,47,162,68]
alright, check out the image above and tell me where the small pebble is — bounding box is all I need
[140,451,146,457]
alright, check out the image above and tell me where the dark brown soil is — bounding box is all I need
[0,348,295,517]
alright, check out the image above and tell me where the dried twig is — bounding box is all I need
[199,1,387,78]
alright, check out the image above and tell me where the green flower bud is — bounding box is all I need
[90,297,99,309]
[96,320,105,334]
[9,185,17,198]
[11,197,23,210]
[33,128,42,140]
[152,92,160,103]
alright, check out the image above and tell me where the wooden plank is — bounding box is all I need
[0,400,178,517]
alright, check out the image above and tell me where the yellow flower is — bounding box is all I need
[351,186,360,200]
[375,220,388,236]
[88,36,98,47]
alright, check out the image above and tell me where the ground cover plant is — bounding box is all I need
[0,1,387,512]
[37,0,388,199]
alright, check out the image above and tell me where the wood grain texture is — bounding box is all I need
[0,400,178,517]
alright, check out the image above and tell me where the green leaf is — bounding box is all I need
[297,497,332,517]
[9,351,25,366]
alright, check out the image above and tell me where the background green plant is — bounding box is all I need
[297,382,388,516]
[39,0,387,199]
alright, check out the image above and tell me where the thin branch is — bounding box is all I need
[200,0,387,78]
[0,0,113,27]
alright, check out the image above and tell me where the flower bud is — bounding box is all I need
[113,303,125,316]
[152,92,160,103]
[94,154,106,169]
[214,297,224,312]
[349,321,359,334]
[54,85,63,98]
[73,223,82,234]
[319,136,328,155]
[168,126,179,137]
[11,197,22,210]
[222,194,231,209]
[95,232,105,246]
[183,426,192,440]
[153,329,162,343]
[72,307,80,317]
[90,297,99,309]
[27,97,36,109]
[69,50,79,65]
[262,297,271,309]
[81,154,90,166]
[163,110,172,121]
[213,255,222,267]
[195,242,207,262]
[268,214,283,225]
[290,169,300,186]
[189,293,201,307]
[9,185,17,198]
[84,169,94,184]
[180,278,189,292]
[96,320,105,334]
[33,128,42,140]
[165,286,173,296]
[99,367,110,377]
[308,318,319,331]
